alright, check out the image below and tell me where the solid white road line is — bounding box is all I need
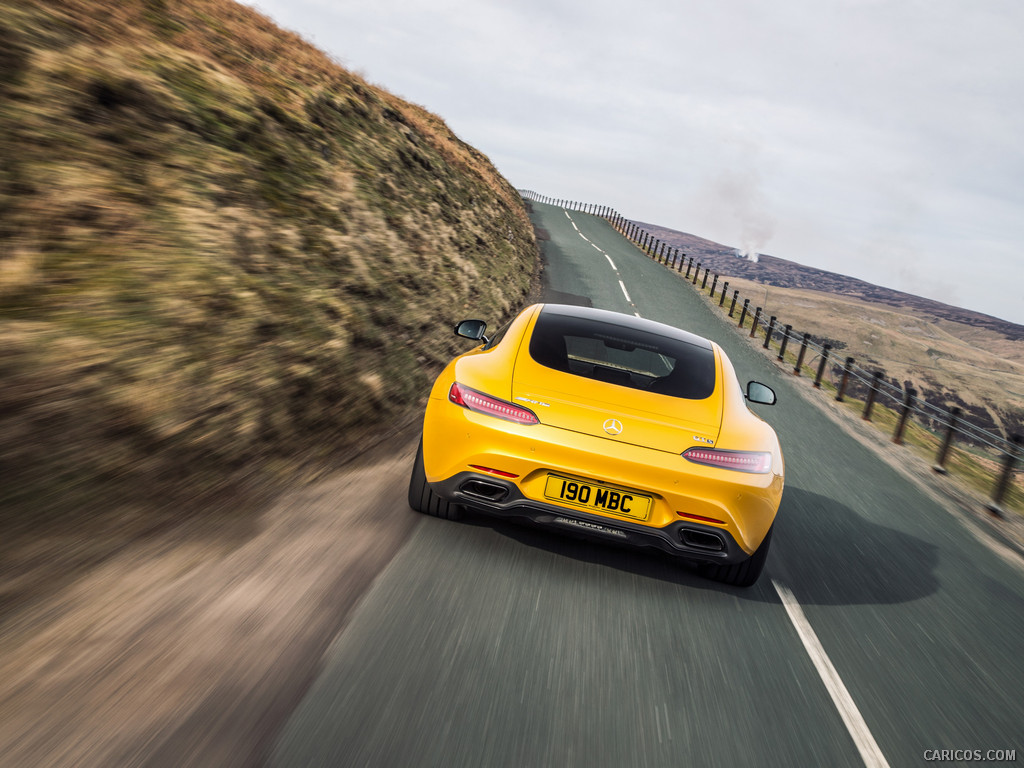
[604,255,617,270]
[618,280,632,303]
[773,581,891,768]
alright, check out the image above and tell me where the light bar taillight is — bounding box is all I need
[677,511,726,524]
[682,447,772,474]
[448,383,539,425]
[469,465,519,479]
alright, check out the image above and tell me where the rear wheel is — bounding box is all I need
[701,525,773,587]
[408,441,462,521]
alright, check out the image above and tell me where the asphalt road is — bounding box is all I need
[271,202,1024,767]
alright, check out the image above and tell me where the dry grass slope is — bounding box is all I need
[723,276,1024,438]
[0,0,538,524]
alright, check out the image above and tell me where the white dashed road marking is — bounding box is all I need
[564,210,639,316]
[773,581,890,768]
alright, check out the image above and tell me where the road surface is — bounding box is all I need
[271,201,1024,767]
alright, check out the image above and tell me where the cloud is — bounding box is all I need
[244,0,1024,324]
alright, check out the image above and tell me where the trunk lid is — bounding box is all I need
[512,353,723,454]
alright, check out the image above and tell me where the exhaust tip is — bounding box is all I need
[460,479,509,502]
[681,528,725,552]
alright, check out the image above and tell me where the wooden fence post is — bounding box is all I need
[794,333,811,375]
[763,316,776,348]
[932,407,960,473]
[836,357,854,401]
[893,387,916,444]
[863,371,883,421]
[777,325,792,361]
[814,345,831,388]
[985,435,1022,517]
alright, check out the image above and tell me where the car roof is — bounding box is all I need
[537,304,714,351]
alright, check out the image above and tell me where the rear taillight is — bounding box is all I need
[682,447,772,474]
[677,511,726,524]
[448,383,539,425]
[469,465,520,479]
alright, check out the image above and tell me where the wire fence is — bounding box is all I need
[519,190,1023,515]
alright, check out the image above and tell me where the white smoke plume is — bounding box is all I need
[692,150,775,265]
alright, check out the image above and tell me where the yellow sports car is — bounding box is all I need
[408,303,784,587]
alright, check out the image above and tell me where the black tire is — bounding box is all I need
[408,441,462,521]
[700,524,773,588]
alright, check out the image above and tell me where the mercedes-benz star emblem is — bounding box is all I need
[603,418,624,436]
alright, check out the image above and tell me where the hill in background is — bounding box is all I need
[634,222,1024,438]
[0,0,538,523]
[637,222,1024,341]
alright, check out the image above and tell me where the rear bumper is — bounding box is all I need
[431,471,751,565]
[423,399,781,554]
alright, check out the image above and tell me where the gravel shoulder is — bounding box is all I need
[0,424,423,768]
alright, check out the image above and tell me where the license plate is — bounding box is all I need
[543,475,652,521]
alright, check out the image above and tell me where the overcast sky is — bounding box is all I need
[244,0,1024,325]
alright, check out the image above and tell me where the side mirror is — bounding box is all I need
[454,319,488,342]
[746,381,777,405]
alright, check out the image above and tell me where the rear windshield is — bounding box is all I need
[529,312,716,400]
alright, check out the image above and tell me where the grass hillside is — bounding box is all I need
[629,220,1023,440]
[0,0,538,523]
[720,276,1024,440]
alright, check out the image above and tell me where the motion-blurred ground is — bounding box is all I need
[0,2,537,762]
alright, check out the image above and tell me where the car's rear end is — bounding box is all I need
[416,304,784,584]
